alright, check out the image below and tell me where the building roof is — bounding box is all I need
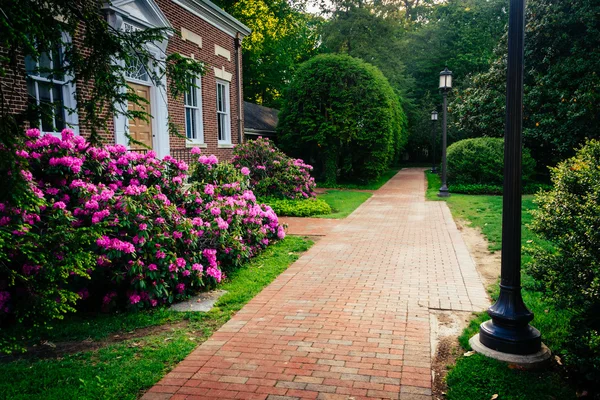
[244,101,279,133]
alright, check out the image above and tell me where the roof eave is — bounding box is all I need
[173,0,251,38]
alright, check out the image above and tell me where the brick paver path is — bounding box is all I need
[279,217,339,236]
[143,168,489,400]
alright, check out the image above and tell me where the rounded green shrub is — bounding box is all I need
[529,139,600,385]
[447,137,536,186]
[277,54,407,185]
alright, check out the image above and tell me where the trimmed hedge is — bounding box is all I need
[449,183,552,195]
[278,54,407,185]
[262,197,331,217]
[447,138,536,186]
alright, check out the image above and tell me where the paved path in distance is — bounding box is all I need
[143,168,488,400]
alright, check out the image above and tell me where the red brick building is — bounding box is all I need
[8,0,250,161]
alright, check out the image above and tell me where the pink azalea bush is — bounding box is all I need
[232,137,316,200]
[0,129,284,350]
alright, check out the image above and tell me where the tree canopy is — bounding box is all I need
[452,0,600,168]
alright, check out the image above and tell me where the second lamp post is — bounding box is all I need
[438,67,452,198]
[431,110,438,173]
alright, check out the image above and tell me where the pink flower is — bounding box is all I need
[191,147,202,155]
[192,263,203,272]
[207,266,223,282]
[241,167,250,176]
[26,128,41,138]
[129,294,141,304]
[176,258,186,268]
[211,207,221,216]
[277,225,286,240]
[173,231,183,239]
[77,288,89,300]
[148,263,158,271]
[139,223,148,231]
[204,184,215,195]
[92,210,110,224]
[53,201,67,210]
[192,217,203,226]
[85,200,99,210]
[216,217,229,230]
[156,250,166,259]
[176,283,185,293]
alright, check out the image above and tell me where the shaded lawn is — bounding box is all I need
[317,190,372,219]
[0,236,313,400]
[424,171,575,399]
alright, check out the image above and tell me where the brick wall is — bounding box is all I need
[157,0,243,161]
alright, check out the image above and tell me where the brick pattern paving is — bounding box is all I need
[279,217,340,237]
[143,168,488,400]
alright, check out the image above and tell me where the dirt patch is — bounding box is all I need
[455,219,501,288]
[430,310,474,399]
[0,321,189,362]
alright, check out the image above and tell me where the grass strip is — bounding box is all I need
[317,190,372,219]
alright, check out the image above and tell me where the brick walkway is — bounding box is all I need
[143,168,488,400]
[279,217,339,236]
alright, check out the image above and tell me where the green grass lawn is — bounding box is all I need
[317,167,400,190]
[0,236,313,400]
[317,190,372,219]
[425,171,575,399]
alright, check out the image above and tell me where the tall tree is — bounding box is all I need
[320,4,416,104]
[216,0,322,108]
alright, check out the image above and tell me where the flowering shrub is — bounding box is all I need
[0,129,283,352]
[232,137,316,200]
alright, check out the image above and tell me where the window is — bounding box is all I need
[216,80,231,144]
[25,38,77,133]
[184,77,203,143]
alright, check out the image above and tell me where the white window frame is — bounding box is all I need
[184,76,204,144]
[216,79,231,145]
[26,33,78,135]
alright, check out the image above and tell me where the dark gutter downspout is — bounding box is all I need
[235,33,243,145]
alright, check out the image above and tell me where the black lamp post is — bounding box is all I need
[437,67,452,198]
[477,0,542,355]
[431,110,438,173]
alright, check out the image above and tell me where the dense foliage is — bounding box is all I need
[447,138,536,186]
[452,0,600,168]
[232,137,316,200]
[0,130,284,353]
[529,139,600,385]
[278,54,406,185]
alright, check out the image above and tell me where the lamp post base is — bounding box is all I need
[437,185,450,197]
[469,334,551,370]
